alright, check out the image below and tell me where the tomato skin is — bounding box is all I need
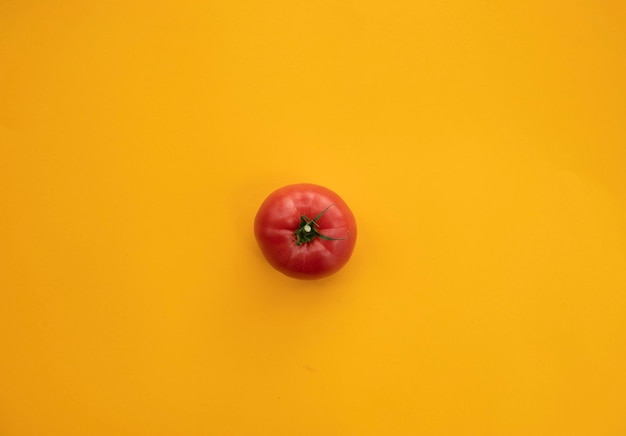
[254,183,357,279]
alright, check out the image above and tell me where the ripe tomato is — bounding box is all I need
[254,183,357,279]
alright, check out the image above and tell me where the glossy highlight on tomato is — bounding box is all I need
[254,183,357,279]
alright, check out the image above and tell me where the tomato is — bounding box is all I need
[254,183,357,279]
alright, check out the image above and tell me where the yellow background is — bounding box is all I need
[1,1,625,435]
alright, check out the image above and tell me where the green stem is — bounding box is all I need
[294,204,350,246]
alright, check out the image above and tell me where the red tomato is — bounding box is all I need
[254,183,357,279]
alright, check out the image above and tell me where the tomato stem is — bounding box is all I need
[294,204,350,246]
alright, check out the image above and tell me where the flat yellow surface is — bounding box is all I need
[1,1,625,435]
